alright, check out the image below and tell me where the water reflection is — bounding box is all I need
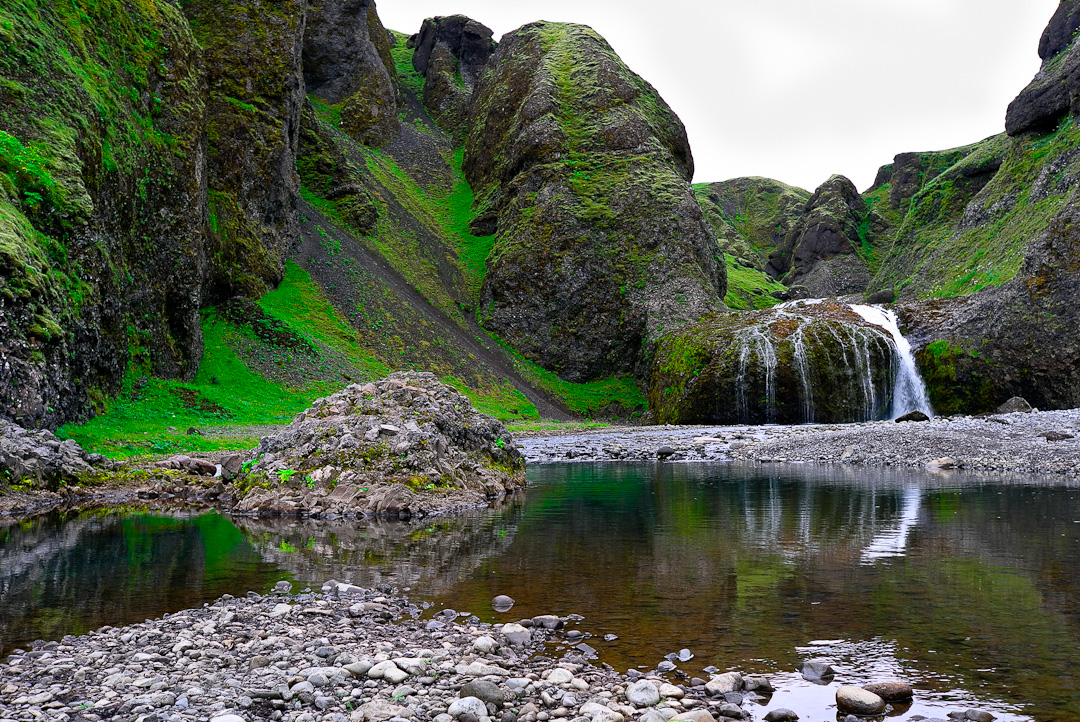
[2,463,1079,721]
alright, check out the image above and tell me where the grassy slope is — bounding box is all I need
[869,123,1080,299]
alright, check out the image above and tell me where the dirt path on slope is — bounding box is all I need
[296,200,573,421]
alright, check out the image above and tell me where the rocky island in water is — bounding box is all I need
[2,0,1080,721]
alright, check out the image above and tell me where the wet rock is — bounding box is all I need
[835,686,885,716]
[763,710,798,722]
[862,681,913,701]
[705,673,743,695]
[896,410,931,423]
[926,457,959,470]
[492,594,516,612]
[743,676,774,693]
[799,659,835,683]
[501,622,531,646]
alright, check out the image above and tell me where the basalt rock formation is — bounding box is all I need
[464,22,725,382]
[766,175,882,299]
[410,15,496,136]
[1006,0,1080,136]
[303,0,400,147]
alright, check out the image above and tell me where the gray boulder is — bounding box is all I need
[835,686,885,716]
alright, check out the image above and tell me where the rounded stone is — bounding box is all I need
[492,595,515,612]
[626,680,661,707]
[836,686,885,716]
[862,681,913,702]
[461,680,506,706]
[763,710,798,722]
[449,697,489,720]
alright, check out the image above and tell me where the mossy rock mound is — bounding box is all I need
[648,300,897,425]
[463,21,724,383]
[236,372,525,519]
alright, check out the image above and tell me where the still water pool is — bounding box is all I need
[2,462,1079,721]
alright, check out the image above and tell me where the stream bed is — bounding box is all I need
[2,462,1079,721]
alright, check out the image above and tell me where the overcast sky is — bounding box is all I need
[379,0,1059,193]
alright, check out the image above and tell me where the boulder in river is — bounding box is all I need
[835,686,885,716]
[862,681,913,701]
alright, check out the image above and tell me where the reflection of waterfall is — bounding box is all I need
[849,305,934,419]
[860,486,922,564]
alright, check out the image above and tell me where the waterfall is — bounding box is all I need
[736,327,779,423]
[849,305,934,419]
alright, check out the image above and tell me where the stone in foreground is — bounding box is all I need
[835,686,886,716]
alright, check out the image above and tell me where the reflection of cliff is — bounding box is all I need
[232,495,525,595]
[462,463,1080,721]
[0,511,278,656]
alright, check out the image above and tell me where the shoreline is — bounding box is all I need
[3,409,1079,524]
[0,585,999,722]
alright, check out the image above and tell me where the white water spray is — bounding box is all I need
[849,305,934,419]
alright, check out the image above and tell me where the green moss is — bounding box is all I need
[917,339,995,415]
[443,376,539,421]
[722,254,785,310]
[59,261,390,458]
[388,30,424,96]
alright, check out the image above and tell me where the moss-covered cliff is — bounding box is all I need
[463,22,725,383]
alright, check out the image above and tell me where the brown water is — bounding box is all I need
[2,462,1079,721]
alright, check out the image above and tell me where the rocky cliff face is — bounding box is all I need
[695,177,809,271]
[410,15,496,137]
[180,0,306,300]
[303,0,400,147]
[0,0,208,427]
[463,22,725,382]
[765,175,880,299]
[1007,0,1080,136]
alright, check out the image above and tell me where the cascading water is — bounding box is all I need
[736,327,779,423]
[849,304,934,419]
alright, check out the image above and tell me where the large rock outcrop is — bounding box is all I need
[235,372,526,519]
[0,0,208,427]
[409,15,496,136]
[180,0,306,299]
[1007,0,1080,136]
[766,175,880,298]
[302,0,400,147]
[905,200,1080,414]
[464,22,725,382]
[647,301,897,425]
[0,420,113,491]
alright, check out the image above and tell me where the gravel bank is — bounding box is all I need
[0,584,779,722]
[519,410,1080,475]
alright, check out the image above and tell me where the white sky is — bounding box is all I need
[378,0,1059,193]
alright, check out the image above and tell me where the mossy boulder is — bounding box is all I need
[766,175,881,298]
[304,0,401,147]
[410,15,496,137]
[464,22,724,382]
[180,0,306,300]
[648,300,897,425]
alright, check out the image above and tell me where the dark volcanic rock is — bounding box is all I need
[0,0,208,428]
[896,410,930,423]
[464,22,724,382]
[647,301,896,425]
[1007,0,1080,136]
[303,0,400,147]
[767,175,879,297]
[181,0,306,299]
[412,15,496,135]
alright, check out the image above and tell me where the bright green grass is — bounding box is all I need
[59,262,389,458]
[443,376,539,421]
[722,254,786,310]
[488,333,647,418]
[442,147,496,297]
[505,419,610,434]
[389,30,424,96]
